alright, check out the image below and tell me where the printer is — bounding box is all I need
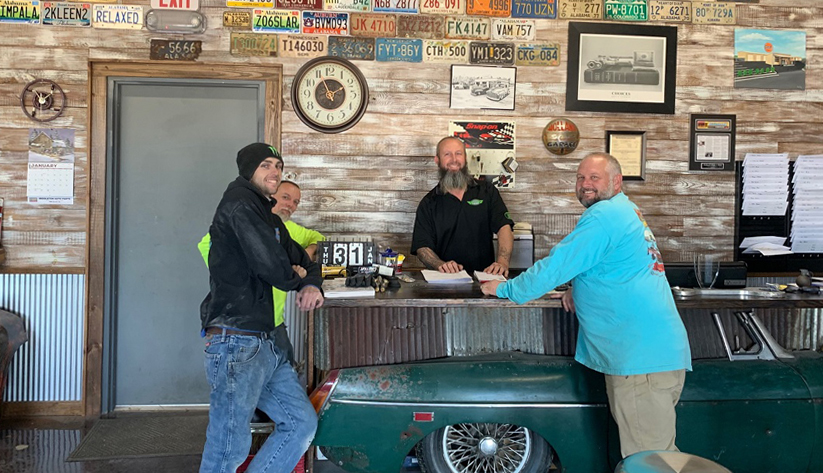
[494,222,534,270]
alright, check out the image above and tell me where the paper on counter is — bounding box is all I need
[474,271,507,283]
[421,269,473,284]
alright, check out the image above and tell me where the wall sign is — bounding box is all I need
[423,39,469,63]
[223,10,251,28]
[0,0,40,24]
[420,0,463,14]
[689,114,736,172]
[149,39,202,60]
[373,0,417,13]
[350,13,396,37]
[469,41,514,65]
[42,2,90,27]
[515,42,560,66]
[445,16,489,39]
[511,0,556,18]
[278,34,327,57]
[604,0,647,21]
[302,10,348,34]
[253,9,300,33]
[328,35,376,60]
[559,0,602,19]
[606,130,646,180]
[376,37,422,62]
[449,120,517,188]
[92,4,142,29]
[397,14,444,39]
[230,32,277,56]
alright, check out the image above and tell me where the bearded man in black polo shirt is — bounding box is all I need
[411,136,514,275]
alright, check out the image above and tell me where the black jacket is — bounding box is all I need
[200,177,322,333]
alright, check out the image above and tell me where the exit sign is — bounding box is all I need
[151,0,199,10]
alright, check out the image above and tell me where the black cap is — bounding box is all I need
[236,143,283,180]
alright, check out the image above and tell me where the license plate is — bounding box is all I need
[445,16,489,39]
[0,0,40,24]
[511,0,555,18]
[558,0,601,18]
[42,2,90,26]
[230,32,278,56]
[350,13,395,37]
[92,4,141,29]
[278,34,327,57]
[466,0,509,16]
[397,14,443,38]
[253,9,300,33]
[604,0,647,21]
[469,41,514,65]
[515,42,560,66]
[302,11,348,34]
[491,18,534,41]
[423,39,469,63]
[376,37,422,62]
[420,0,462,14]
[150,39,202,60]
[328,35,376,59]
[648,0,688,21]
[324,0,369,12]
[692,1,735,24]
[227,0,272,7]
[275,0,321,8]
[223,10,251,28]
[372,0,418,13]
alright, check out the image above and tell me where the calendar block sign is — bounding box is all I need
[27,128,75,204]
[318,240,376,267]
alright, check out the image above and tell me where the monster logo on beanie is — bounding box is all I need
[236,143,283,180]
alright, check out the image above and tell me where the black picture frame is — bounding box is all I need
[606,130,646,180]
[449,64,517,111]
[566,22,677,114]
[688,114,736,172]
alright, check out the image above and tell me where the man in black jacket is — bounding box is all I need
[199,143,323,473]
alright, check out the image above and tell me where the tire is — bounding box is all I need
[416,423,552,473]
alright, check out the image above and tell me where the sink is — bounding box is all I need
[671,287,785,298]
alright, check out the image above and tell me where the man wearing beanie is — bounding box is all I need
[199,142,323,473]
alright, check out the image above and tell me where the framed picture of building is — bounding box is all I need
[565,22,677,114]
[450,65,517,111]
[734,28,806,90]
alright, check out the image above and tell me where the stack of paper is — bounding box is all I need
[421,270,473,284]
[474,271,507,283]
[742,153,789,216]
[791,155,823,253]
[740,236,792,256]
[323,278,375,299]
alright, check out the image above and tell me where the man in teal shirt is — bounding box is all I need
[199,180,325,364]
[482,152,691,458]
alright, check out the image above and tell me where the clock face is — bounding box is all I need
[292,57,369,133]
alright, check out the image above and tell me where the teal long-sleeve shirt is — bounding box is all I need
[497,193,691,376]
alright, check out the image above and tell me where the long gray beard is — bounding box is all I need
[438,167,471,193]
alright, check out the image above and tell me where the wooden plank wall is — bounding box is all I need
[0,0,821,271]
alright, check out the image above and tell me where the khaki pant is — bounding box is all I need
[605,369,686,458]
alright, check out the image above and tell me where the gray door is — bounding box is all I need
[107,80,264,408]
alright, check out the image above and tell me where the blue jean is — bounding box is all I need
[199,332,317,473]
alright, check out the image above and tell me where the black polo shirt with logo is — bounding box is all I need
[411,179,514,274]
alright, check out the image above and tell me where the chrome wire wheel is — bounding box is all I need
[440,423,531,473]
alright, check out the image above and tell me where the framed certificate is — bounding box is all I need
[606,130,646,180]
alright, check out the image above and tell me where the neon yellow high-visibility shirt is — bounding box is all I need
[198,220,325,326]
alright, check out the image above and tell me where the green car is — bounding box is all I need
[311,310,823,473]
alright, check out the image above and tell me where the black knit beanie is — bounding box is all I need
[236,143,283,180]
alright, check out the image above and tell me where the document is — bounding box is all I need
[739,236,786,248]
[790,155,823,253]
[742,153,789,216]
[323,278,376,298]
[474,271,506,283]
[421,270,473,284]
[742,242,793,256]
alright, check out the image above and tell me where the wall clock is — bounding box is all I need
[291,57,369,134]
[20,79,66,122]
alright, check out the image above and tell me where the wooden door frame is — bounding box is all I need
[86,60,283,417]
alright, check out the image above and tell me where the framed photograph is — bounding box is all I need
[450,64,516,111]
[606,130,646,180]
[566,22,677,114]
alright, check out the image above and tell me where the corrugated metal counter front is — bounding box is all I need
[313,272,823,371]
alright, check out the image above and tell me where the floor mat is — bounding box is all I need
[67,415,208,461]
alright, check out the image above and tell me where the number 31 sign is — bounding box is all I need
[317,241,376,267]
